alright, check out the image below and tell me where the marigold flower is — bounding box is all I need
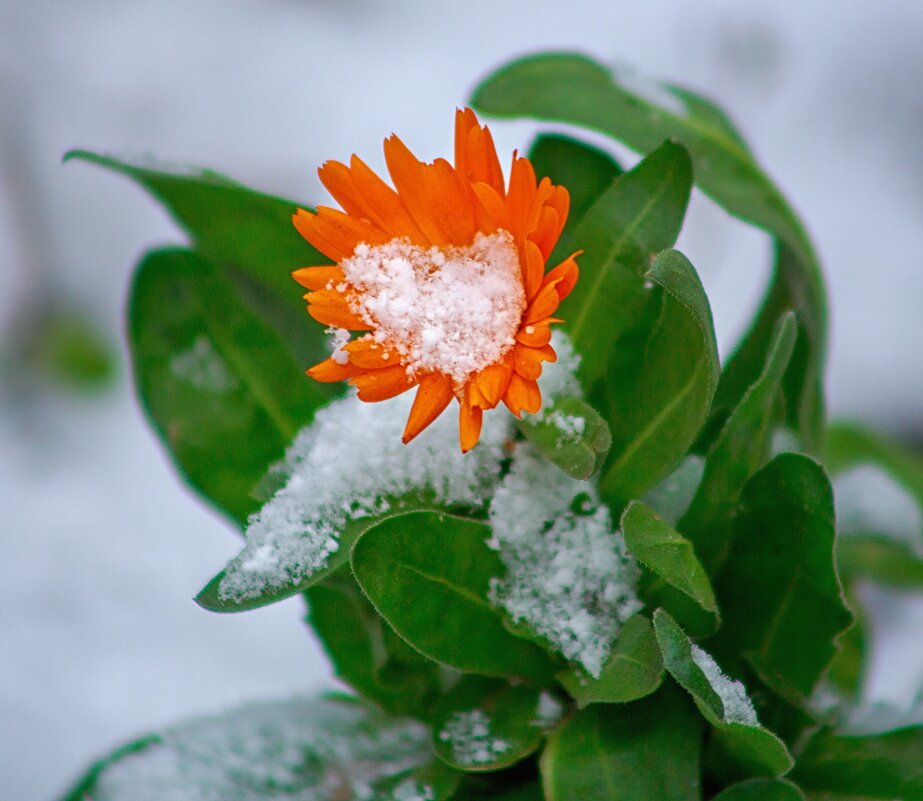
[292,108,579,452]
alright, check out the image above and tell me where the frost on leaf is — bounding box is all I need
[690,644,758,726]
[84,697,430,801]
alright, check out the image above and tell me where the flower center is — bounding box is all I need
[341,230,526,386]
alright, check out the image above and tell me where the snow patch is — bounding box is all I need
[169,335,238,393]
[438,709,510,767]
[690,644,758,726]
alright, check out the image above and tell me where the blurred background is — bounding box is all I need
[1,0,922,798]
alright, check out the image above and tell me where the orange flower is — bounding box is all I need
[292,108,579,452]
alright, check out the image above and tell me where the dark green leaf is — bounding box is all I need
[680,312,797,574]
[714,454,853,702]
[622,501,717,616]
[653,610,793,779]
[433,677,555,772]
[129,248,329,523]
[66,149,331,368]
[559,140,693,393]
[540,683,702,801]
[825,595,867,701]
[710,778,805,801]
[351,511,557,682]
[792,726,923,800]
[472,52,826,449]
[599,248,720,511]
[305,570,443,718]
[557,614,664,707]
[518,396,611,479]
[527,133,622,265]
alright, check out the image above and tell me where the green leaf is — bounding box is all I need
[622,501,717,616]
[67,150,333,369]
[518,396,611,479]
[642,455,705,526]
[653,610,793,780]
[58,696,433,801]
[559,140,693,393]
[792,726,923,800]
[128,248,330,523]
[557,614,664,707]
[714,453,853,702]
[710,779,806,801]
[305,570,443,718]
[472,53,826,449]
[540,683,703,801]
[679,312,797,574]
[527,133,623,265]
[599,248,720,511]
[837,537,923,589]
[433,676,556,772]
[351,511,557,682]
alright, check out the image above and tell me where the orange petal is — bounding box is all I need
[516,317,562,347]
[503,373,542,417]
[524,279,565,325]
[455,108,505,195]
[318,160,376,223]
[349,154,428,243]
[402,373,454,443]
[505,155,538,240]
[459,393,484,453]
[292,265,344,290]
[471,182,511,231]
[384,134,449,246]
[350,365,415,402]
[543,253,580,301]
[344,338,397,370]
[529,205,561,261]
[307,357,364,382]
[475,361,513,408]
[522,239,545,302]
[293,206,387,262]
[306,289,371,330]
[417,158,477,246]
[513,344,555,381]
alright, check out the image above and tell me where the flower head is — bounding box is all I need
[292,108,579,452]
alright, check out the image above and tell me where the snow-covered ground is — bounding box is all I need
[2,1,923,798]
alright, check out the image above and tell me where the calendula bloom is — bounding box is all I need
[292,108,579,452]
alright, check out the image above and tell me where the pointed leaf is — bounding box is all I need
[710,779,805,801]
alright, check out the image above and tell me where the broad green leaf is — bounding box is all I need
[66,150,331,367]
[527,133,623,264]
[129,248,329,523]
[518,396,611,479]
[558,140,693,392]
[540,683,702,801]
[305,570,443,718]
[557,614,664,707]
[351,511,557,682]
[653,610,793,780]
[600,248,720,511]
[714,454,853,702]
[710,779,806,801]
[679,312,797,574]
[472,53,826,447]
[826,595,867,701]
[792,726,923,800]
[58,696,432,801]
[433,677,556,772]
[622,501,717,616]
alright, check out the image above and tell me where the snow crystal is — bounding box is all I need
[89,696,430,801]
[219,390,513,601]
[389,779,434,801]
[488,443,641,677]
[542,409,586,449]
[690,644,759,726]
[327,326,351,365]
[169,335,238,393]
[532,692,565,728]
[834,463,923,557]
[438,709,510,766]
[340,231,525,386]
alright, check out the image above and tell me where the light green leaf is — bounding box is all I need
[622,501,717,615]
[679,312,797,574]
[710,779,806,801]
[128,248,330,524]
[714,453,853,702]
[600,248,720,511]
[472,52,826,449]
[433,676,556,772]
[557,614,664,707]
[518,396,611,479]
[540,684,702,801]
[351,511,558,682]
[653,610,793,780]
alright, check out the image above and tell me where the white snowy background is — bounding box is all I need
[1,0,922,798]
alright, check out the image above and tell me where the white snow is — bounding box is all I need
[488,444,642,677]
[219,389,513,602]
[533,691,565,728]
[169,335,238,393]
[341,231,525,386]
[438,709,510,766]
[690,644,759,726]
[834,463,923,557]
[327,327,351,366]
[87,696,430,801]
[391,779,435,801]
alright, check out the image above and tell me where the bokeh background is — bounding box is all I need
[2,1,922,798]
